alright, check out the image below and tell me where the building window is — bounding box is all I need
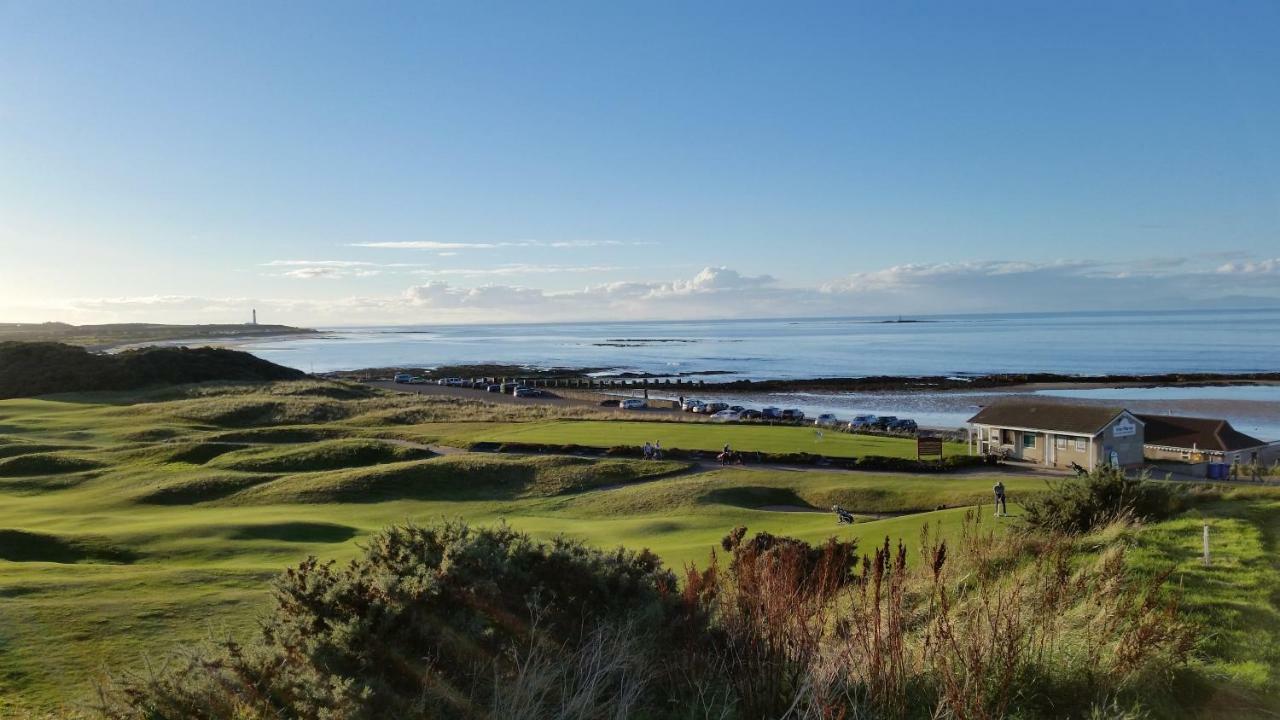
[1075,439,1086,452]
[1055,436,1067,449]
[1022,433,1036,449]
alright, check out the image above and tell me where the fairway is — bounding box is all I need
[446,419,970,458]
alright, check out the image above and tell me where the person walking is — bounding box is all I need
[993,480,1007,517]
[1251,452,1263,483]
[1230,459,1241,481]
[642,441,653,460]
[653,440,662,460]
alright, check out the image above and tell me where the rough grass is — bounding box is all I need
[206,438,433,473]
[232,454,690,505]
[0,529,136,564]
[0,453,103,477]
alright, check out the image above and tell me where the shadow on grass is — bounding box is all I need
[0,529,138,564]
[228,522,359,544]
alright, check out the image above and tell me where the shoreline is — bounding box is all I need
[327,364,1280,393]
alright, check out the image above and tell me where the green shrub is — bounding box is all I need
[98,521,677,719]
[1022,466,1188,534]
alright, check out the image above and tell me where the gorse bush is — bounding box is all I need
[1022,466,1188,534]
[100,518,1196,719]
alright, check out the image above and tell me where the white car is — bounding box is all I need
[682,399,706,412]
[815,413,840,427]
[620,398,647,410]
[709,409,741,422]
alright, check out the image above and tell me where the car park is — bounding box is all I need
[393,373,412,383]
[780,408,805,421]
[761,407,782,419]
[814,413,840,427]
[620,398,647,410]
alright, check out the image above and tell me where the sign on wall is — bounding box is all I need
[1112,417,1137,438]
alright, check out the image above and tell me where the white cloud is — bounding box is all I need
[350,239,649,251]
[1217,258,1280,274]
[23,257,1280,326]
[412,264,622,277]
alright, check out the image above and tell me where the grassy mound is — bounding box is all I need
[234,454,689,504]
[152,397,349,427]
[0,452,103,477]
[207,439,434,473]
[206,426,352,443]
[0,529,136,564]
[0,342,305,399]
[131,472,278,505]
[0,441,78,459]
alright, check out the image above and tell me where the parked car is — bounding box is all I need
[393,373,412,383]
[761,406,782,419]
[620,398,647,410]
[471,380,489,389]
[682,399,706,413]
[848,414,878,430]
[408,376,427,384]
[513,387,542,398]
[740,409,763,420]
[703,402,729,414]
[710,409,741,422]
[781,409,805,421]
[485,384,502,393]
[500,382,521,393]
[814,413,840,427]
[728,405,745,413]
[874,416,899,430]
[887,418,917,432]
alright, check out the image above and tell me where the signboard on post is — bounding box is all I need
[917,437,944,460]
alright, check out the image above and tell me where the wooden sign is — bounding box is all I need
[917,437,944,459]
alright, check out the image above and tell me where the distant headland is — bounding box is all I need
[0,322,319,350]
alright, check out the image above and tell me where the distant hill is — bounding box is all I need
[0,322,318,349]
[0,342,307,399]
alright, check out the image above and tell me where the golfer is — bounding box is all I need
[993,480,1007,517]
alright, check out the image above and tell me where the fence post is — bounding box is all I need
[1203,523,1210,566]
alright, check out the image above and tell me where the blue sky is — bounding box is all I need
[1,1,1278,324]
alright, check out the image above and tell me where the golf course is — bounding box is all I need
[0,377,1277,717]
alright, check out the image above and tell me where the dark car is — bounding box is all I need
[500,382,521,393]
[728,405,745,413]
[703,402,730,414]
[887,418,918,433]
[874,416,899,430]
[761,406,782,419]
[485,384,502,392]
[471,380,489,389]
[740,409,763,420]
[780,409,805,421]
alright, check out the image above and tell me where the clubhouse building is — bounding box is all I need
[968,401,1279,473]
[968,403,1145,470]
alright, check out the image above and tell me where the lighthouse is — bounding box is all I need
[252,309,257,326]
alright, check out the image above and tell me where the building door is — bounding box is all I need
[1045,435,1055,466]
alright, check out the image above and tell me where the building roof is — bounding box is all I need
[968,402,1129,435]
[1135,414,1266,453]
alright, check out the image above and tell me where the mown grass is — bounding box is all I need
[439,419,968,458]
[0,380,1273,717]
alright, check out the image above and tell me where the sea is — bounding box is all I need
[234,309,1280,439]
